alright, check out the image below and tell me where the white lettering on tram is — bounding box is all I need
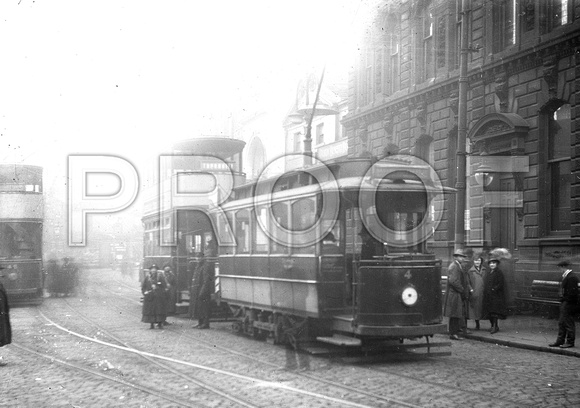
[68,155,139,246]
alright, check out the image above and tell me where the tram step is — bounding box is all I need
[175,303,189,315]
[316,335,362,347]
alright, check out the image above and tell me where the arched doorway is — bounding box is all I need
[468,113,529,307]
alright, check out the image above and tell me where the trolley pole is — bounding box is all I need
[454,0,470,251]
[303,66,326,167]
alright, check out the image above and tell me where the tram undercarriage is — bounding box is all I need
[227,305,451,358]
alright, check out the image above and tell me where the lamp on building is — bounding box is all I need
[474,162,494,187]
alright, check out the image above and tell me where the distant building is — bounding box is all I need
[283,72,349,171]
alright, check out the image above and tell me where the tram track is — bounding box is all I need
[30,295,406,408]
[103,279,530,407]
[365,363,536,408]
[43,270,560,408]
[10,342,204,408]
[104,275,553,407]
[34,298,262,408]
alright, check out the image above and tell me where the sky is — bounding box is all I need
[0,0,382,250]
[0,0,378,172]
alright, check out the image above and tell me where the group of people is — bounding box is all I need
[141,264,177,329]
[141,240,216,330]
[45,257,81,297]
[445,249,579,349]
[444,249,509,340]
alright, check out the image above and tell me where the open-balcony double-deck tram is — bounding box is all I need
[142,136,452,354]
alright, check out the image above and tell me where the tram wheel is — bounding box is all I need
[273,317,285,345]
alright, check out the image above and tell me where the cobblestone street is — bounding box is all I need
[0,268,578,407]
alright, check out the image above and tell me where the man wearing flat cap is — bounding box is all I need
[549,260,579,348]
[443,249,469,340]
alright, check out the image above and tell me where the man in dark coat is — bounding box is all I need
[443,249,469,340]
[359,227,382,260]
[0,267,12,366]
[549,260,579,348]
[191,241,217,329]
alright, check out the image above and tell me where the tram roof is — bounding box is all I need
[171,137,245,157]
[0,163,43,172]
[223,176,453,210]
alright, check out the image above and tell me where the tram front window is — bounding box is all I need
[0,222,42,259]
[364,190,429,254]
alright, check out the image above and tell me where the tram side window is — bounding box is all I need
[253,206,269,254]
[185,234,203,256]
[291,197,317,254]
[219,212,234,255]
[235,209,250,254]
[0,222,41,259]
[271,202,290,254]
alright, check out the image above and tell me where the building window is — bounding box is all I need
[521,0,536,32]
[436,16,447,69]
[492,0,516,53]
[547,104,571,232]
[364,50,373,105]
[385,14,400,94]
[455,0,462,70]
[423,9,434,81]
[540,0,571,34]
[374,41,384,96]
[294,132,302,153]
[316,123,324,145]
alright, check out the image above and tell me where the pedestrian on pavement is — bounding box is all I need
[191,241,217,329]
[46,258,60,297]
[61,257,78,297]
[482,257,507,334]
[141,264,168,329]
[549,260,579,348]
[0,267,12,366]
[443,249,469,340]
[467,254,487,330]
[163,264,177,324]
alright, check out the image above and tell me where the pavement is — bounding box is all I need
[448,313,580,358]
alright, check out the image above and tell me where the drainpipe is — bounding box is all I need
[454,0,470,251]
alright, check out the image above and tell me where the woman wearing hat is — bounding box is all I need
[141,264,168,329]
[482,257,508,334]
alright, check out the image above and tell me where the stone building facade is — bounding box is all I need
[341,0,580,302]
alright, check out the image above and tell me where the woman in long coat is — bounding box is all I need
[482,257,508,334]
[0,273,12,366]
[468,255,487,330]
[141,265,168,329]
